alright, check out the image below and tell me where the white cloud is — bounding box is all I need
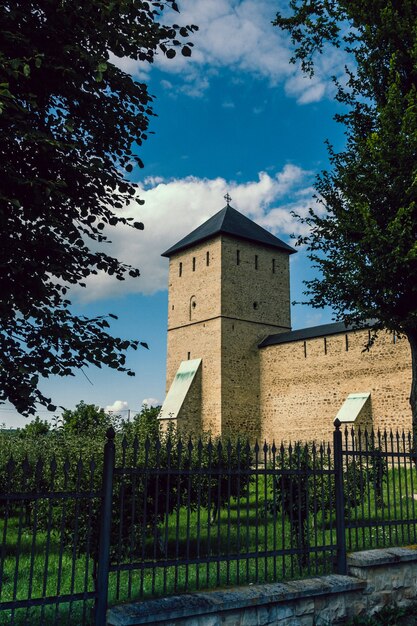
[142,397,161,407]
[105,400,129,414]
[160,79,173,90]
[108,0,348,104]
[107,51,151,82]
[72,164,318,302]
[284,47,348,104]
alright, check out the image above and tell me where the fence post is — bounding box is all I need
[94,427,116,626]
[333,418,347,575]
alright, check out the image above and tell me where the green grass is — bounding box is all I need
[0,517,94,625]
[2,467,417,624]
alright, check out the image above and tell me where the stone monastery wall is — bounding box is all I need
[161,204,413,445]
[165,233,291,438]
[166,238,223,435]
[259,328,412,443]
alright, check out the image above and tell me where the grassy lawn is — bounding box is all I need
[1,466,417,624]
[0,516,95,625]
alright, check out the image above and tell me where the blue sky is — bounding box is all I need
[3,0,349,427]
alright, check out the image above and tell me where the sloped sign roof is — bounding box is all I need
[158,358,201,420]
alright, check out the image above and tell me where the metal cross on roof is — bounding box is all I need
[224,192,232,206]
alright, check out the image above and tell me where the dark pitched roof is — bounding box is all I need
[161,205,296,257]
[259,320,375,348]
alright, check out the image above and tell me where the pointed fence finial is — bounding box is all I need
[224,192,232,206]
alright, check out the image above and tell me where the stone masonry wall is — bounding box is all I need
[259,328,412,443]
[220,236,291,329]
[221,318,282,440]
[165,235,292,438]
[166,319,222,435]
[219,237,291,439]
[167,238,222,334]
[166,238,223,435]
[108,547,417,626]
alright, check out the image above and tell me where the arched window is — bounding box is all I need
[189,295,197,320]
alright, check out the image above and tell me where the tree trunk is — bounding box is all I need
[406,330,417,445]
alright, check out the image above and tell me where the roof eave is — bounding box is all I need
[258,319,377,348]
[162,232,296,258]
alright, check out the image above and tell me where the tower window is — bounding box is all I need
[324,337,327,354]
[189,296,197,320]
[253,301,258,310]
[272,259,275,273]
[236,249,240,265]
[345,334,349,351]
[192,257,196,271]
[393,331,397,344]
[206,251,210,266]
[179,262,182,277]
[187,352,191,360]
[255,255,258,270]
[304,341,307,358]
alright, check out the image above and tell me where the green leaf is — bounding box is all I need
[0,0,196,415]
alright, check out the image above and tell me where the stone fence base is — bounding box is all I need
[107,547,417,626]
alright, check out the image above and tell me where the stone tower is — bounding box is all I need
[159,203,296,439]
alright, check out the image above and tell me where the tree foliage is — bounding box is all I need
[0,405,253,565]
[274,1,417,425]
[0,1,197,415]
[17,415,50,437]
[60,400,111,435]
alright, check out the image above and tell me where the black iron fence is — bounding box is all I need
[0,453,100,625]
[1,421,417,625]
[342,426,417,551]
